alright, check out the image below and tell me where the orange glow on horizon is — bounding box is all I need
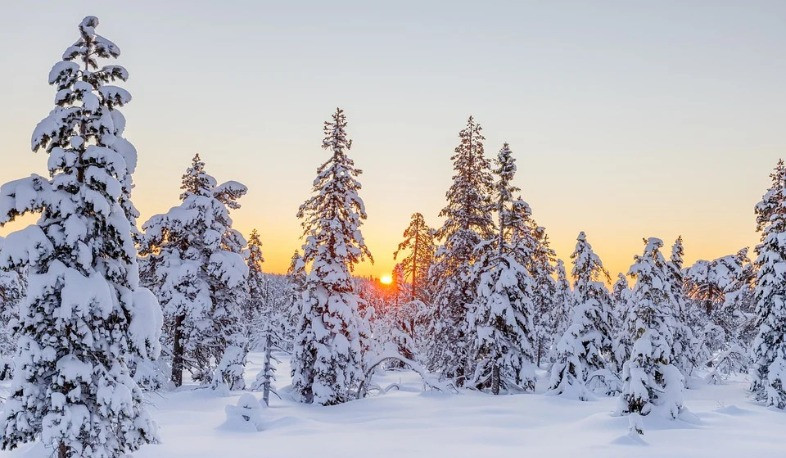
[379,275,393,285]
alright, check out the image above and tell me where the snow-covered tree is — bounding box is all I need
[0,240,25,380]
[685,248,755,379]
[468,143,537,394]
[0,16,160,457]
[394,212,436,302]
[617,238,684,434]
[427,116,495,385]
[549,259,572,342]
[667,237,703,379]
[291,108,373,405]
[549,232,617,399]
[611,273,633,373]
[244,229,265,324]
[525,222,558,366]
[391,263,407,306]
[140,154,248,390]
[750,160,786,408]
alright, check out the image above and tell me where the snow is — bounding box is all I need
[4,354,784,457]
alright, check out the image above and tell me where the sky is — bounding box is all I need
[1,1,785,279]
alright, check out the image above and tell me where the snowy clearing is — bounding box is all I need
[4,352,784,458]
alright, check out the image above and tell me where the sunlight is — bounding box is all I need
[380,274,393,285]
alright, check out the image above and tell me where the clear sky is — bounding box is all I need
[1,1,785,279]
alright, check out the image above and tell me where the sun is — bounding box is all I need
[380,275,393,285]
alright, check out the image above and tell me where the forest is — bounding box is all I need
[0,14,784,458]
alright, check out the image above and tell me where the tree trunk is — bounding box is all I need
[171,313,185,387]
[262,327,272,407]
[536,339,542,368]
[491,364,500,395]
[412,232,419,302]
[58,442,67,458]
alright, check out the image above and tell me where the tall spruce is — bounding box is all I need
[428,116,495,385]
[527,223,558,365]
[291,108,372,405]
[750,160,786,408]
[244,229,266,325]
[140,154,249,389]
[0,17,160,457]
[393,212,436,302]
[549,259,572,341]
[618,238,684,435]
[549,232,618,399]
[667,236,703,379]
[611,273,633,373]
[469,143,537,394]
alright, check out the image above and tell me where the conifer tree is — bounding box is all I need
[282,251,307,345]
[549,232,617,398]
[244,229,266,325]
[291,108,372,405]
[393,212,435,302]
[750,160,786,408]
[140,154,248,389]
[667,237,703,379]
[527,223,558,365]
[428,116,495,385]
[0,17,160,456]
[469,143,537,394]
[618,238,684,434]
[611,273,633,373]
[0,247,25,380]
[549,259,573,340]
[391,263,407,306]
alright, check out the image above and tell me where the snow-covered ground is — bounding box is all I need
[3,352,785,457]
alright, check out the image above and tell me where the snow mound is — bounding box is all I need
[222,393,264,432]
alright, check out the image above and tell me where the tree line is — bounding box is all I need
[0,16,783,457]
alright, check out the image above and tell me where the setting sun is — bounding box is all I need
[380,275,393,285]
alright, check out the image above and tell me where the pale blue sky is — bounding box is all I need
[1,1,785,276]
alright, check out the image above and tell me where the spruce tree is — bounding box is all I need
[140,154,249,389]
[750,160,786,408]
[0,16,159,456]
[0,252,25,380]
[244,229,266,325]
[667,236,703,379]
[393,212,436,302]
[428,116,495,385]
[549,259,573,341]
[611,273,633,373]
[618,238,684,434]
[469,143,537,394]
[291,108,372,405]
[549,232,617,398]
[527,223,558,365]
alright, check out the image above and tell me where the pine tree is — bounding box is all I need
[428,116,495,385]
[282,251,307,346]
[526,222,558,366]
[469,143,537,394]
[0,16,159,456]
[611,273,633,373]
[549,232,618,399]
[618,238,684,435]
[667,236,703,379]
[291,108,372,405]
[391,263,407,306]
[750,160,786,408]
[244,229,266,324]
[0,253,25,381]
[140,154,248,389]
[549,259,572,341]
[393,212,436,302]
